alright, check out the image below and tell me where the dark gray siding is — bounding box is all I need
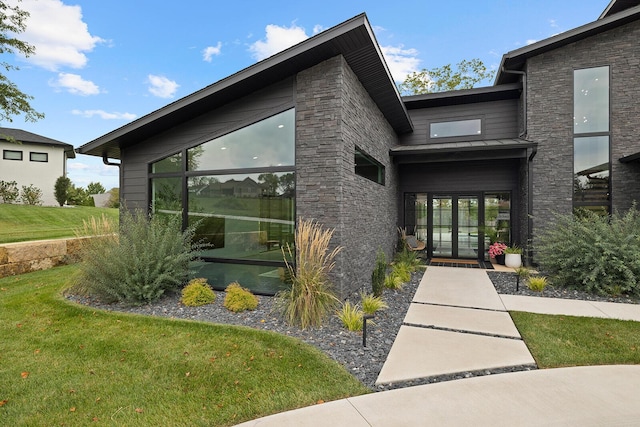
[400,99,520,146]
[120,78,295,209]
[296,55,399,297]
[526,18,640,240]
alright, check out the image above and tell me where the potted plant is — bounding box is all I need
[504,246,523,268]
[489,242,507,265]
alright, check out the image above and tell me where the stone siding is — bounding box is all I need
[0,237,89,278]
[295,55,399,297]
[526,19,640,240]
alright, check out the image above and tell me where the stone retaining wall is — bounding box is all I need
[0,237,90,278]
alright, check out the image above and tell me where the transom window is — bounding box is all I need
[355,147,385,185]
[30,152,48,162]
[430,119,482,139]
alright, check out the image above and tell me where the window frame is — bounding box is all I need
[354,146,385,185]
[3,149,23,161]
[428,118,483,142]
[29,152,48,162]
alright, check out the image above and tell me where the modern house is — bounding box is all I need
[0,128,76,206]
[77,0,640,296]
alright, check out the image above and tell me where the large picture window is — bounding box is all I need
[573,66,610,214]
[149,108,295,294]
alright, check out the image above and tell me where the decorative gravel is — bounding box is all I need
[67,268,639,392]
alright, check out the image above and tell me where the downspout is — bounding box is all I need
[102,153,120,167]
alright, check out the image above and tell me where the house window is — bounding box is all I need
[30,152,48,162]
[149,108,295,295]
[3,150,22,161]
[355,147,385,185]
[573,66,610,214]
[430,119,482,139]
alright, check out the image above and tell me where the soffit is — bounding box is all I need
[77,14,411,159]
[390,138,536,163]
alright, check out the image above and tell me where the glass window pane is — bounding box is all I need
[574,66,609,134]
[191,261,290,294]
[151,152,182,173]
[188,172,295,263]
[188,109,295,171]
[574,136,609,203]
[430,119,481,138]
[30,152,48,162]
[151,177,182,213]
[484,193,511,259]
[3,150,22,160]
[355,147,385,185]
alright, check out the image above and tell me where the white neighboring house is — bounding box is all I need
[0,127,75,206]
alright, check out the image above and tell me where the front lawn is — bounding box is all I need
[511,311,640,368]
[0,266,369,426]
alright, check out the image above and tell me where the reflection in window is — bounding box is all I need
[355,147,385,185]
[188,109,295,171]
[573,67,610,213]
[152,152,183,173]
[430,119,481,138]
[151,177,182,214]
[574,67,609,134]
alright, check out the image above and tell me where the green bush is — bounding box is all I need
[371,248,386,297]
[20,184,42,205]
[54,176,71,206]
[76,209,203,305]
[0,180,19,203]
[223,282,258,312]
[392,261,412,283]
[275,219,340,329]
[384,272,403,290]
[536,206,640,297]
[528,276,548,292]
[361,292,388,315]
[337,301,363,331]
[181,278,216,307]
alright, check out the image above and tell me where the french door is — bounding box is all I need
[431,195,479,259]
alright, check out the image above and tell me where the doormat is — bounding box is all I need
[427,258,494,269]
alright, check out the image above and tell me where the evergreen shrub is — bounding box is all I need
[181,278,216,307]
[223,282,258,312]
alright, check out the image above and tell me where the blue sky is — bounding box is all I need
[3,0,607,190]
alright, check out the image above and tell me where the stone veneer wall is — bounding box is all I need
[295,55,399,297]
[0,237,89,278]
[526,18,640,241]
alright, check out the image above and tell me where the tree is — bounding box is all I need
[399,58,495,95]
[54,176,71,206]
[87,182,106,195]
[0,1,44,123]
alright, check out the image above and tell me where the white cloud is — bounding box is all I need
[202,42,222,62]
[312,25,324,35]
[72,109,137,120]
[380,45,421,83]
[8,0,104,71]
[49,72,100,95]
[68,162,91,170]
[526,39,538,45]
[147,74,179,98]
[249,23,309,61]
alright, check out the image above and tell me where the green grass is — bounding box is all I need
[511,311,640,368]
[0,266,369,426]
[0,204,120,244]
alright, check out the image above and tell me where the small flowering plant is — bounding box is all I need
[489,242,507,258]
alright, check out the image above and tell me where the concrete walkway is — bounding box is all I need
[236,266,640,426]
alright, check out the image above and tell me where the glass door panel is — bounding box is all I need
[432,196,452,257]
[457,196,479,258]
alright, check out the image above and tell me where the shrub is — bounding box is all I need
[371,248,387,297]
[337,301,363,331]
[361,292,388,315]
[528,276,548,292]
[0,180,19,203]
[20,184,42,205]
[384,272,403,290]
[275,219,340,329]
[395,227,423,271]
[224,282,258,312]
[181,278,216,307]
[392,261,412,283]
[54,176,71,206]
[536,206,640,297]
[76,209,204,305]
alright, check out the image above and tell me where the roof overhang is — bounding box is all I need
[0,127,75,158]
[402,83,522,109]
[390,138,537,164]
[77,13,412,159]
[496,4,640,84]
[619,151,640,163]
[600,0,640,18]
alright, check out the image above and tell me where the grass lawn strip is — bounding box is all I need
[0,204,119,244]
[0,266,369,426]
[511,311,640,368]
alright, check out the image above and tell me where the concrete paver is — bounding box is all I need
[376,325,535,384]
[413,266,505,310]
[501,294,640,321]
[404,303,522,338]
